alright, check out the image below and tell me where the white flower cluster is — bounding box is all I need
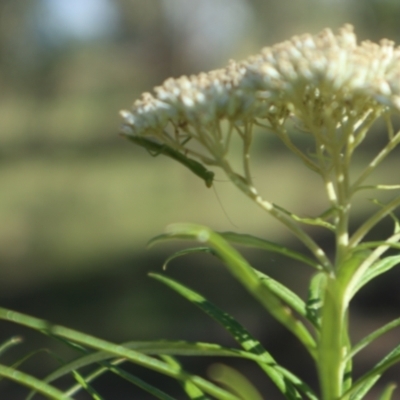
[245,25,400,126]
[120,25,400,142]
[120,60,261,139]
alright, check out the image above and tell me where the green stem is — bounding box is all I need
[330,123,352,264]
[219,160,333,272]
[318,277,347,400]
[349,195,400,247]
[318,250,371,400]
[351,128,400,191]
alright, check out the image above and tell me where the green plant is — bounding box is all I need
[2,24,400,400]
[118,24,400,399]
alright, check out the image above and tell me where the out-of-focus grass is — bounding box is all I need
[0,92,131,147]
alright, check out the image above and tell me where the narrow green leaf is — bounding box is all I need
[0,336,23,357]
[63,360,122,398]
[162,355,211,400]
[150,273,317,400]
[342,344,400,400]
[0,307,239,400]
[29,339,181,400]
[66,359,178,400]
[306,272,327,328]
[163,247,215,269]
[351,255,400,296]
[253,269,315,326]
[99,364,179,400]
[347,376,380,400]
[149,274,279,363]
[208,363,263,400]
[162,224,316,358]
[9,345,71,400]
[45,338,316,400]
[44,341,275,386]
[152,231,317,328]
[337,249,375,313]
[378,383,397,400]
[149,231,322,271]
[71,369,105,400]
[218,232,322,270]
[348,317,400,360]
[0,363,72,400]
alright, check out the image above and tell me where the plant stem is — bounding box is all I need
[349,195,400,247]
[351,128,400,191]
[317,129,356,400]
[318,276,347,400]
[219,159,333,272]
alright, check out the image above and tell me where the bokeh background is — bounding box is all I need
[1,0,400,398]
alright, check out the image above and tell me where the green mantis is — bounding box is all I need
[121,133,215,188]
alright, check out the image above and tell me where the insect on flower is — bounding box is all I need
[120,127,214,188]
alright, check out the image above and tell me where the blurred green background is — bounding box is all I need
[2,0,400,398]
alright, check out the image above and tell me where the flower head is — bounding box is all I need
[120,25,400,185]
[245,25,400,130]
